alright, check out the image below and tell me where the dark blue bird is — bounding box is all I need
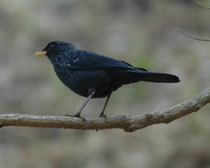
[35,41,180,120]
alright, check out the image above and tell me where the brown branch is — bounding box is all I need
[0,88,210,132]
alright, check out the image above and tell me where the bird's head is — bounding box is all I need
[35,41,76,62]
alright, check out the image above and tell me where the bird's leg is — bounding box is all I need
[66,89,95,121]
[99,90,112,118]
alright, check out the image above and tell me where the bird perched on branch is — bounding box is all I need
[35,41,180,120]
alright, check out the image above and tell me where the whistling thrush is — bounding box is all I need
[35,41,180,120]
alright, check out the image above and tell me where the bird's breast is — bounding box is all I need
[53,66,112,97]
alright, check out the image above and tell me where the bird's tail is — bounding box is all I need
[126,69,180,83]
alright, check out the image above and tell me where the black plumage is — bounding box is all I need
[35,41,180,119]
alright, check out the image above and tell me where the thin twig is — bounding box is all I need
[0,88,210,132]
[177,28,210,41]
[194,0,210,9]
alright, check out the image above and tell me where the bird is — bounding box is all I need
[35,41,180,120]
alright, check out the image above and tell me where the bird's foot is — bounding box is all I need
[95,114,107,132]
[98,113,107,119]
[65,113,86,122]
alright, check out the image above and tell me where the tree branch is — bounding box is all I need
[0,88,210,132]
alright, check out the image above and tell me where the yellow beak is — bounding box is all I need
[34,51,47,56]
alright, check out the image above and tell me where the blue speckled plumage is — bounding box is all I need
[36,41,180,118]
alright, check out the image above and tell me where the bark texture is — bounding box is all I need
[0,88,210,132]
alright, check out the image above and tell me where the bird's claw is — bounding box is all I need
[99,113,107,119]
[65,114,86,122]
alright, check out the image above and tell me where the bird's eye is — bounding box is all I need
[47,43,56,49]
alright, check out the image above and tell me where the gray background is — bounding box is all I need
[1,0,210,168]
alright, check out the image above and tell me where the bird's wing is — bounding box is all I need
[66,50,147,71]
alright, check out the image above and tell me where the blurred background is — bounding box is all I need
[1,0,210,167]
